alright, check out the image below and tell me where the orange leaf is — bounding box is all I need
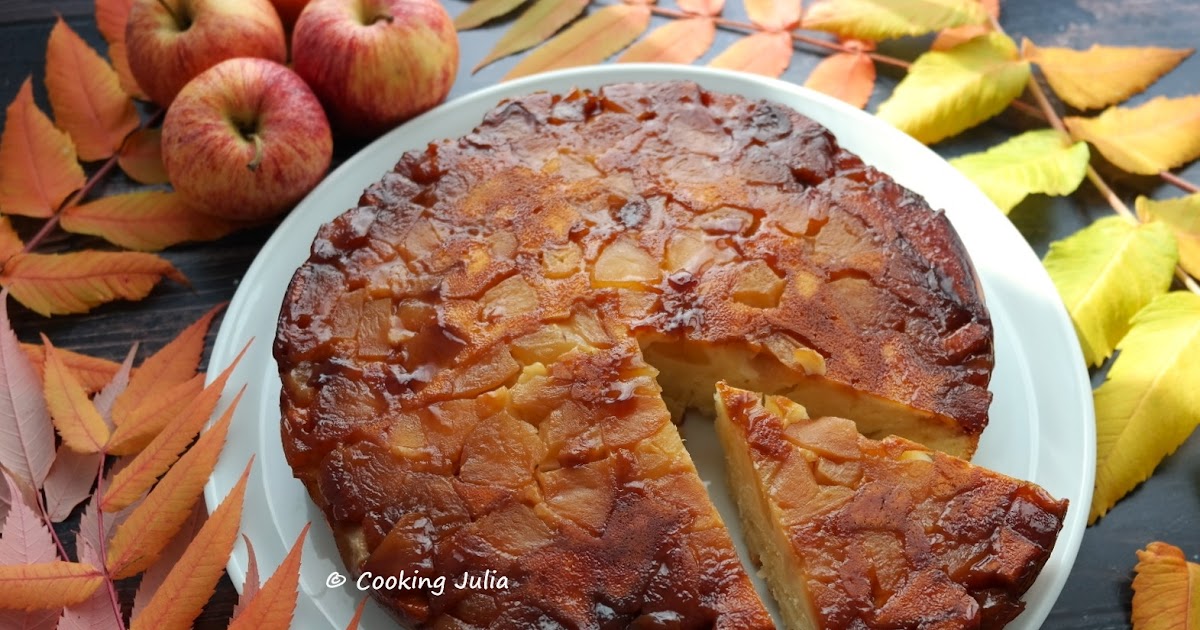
[344,598,368,630]
[127,459,251,629]
[61,191,237,251]
[41,335,109,454]
[109,40,146,100]
[0,78,86,219]
[475,0,589,71]
[233,534,262,618]
[618,17,716,63]
[106,392,244,579]
[0,562,104,610]
[20,343,124,394]
[504,5,652,80]
[932,0,997,50]
[105,374,203,456]
[0,217,23,264]
[117,129,168,185]
[677,0,725,16]
[111,302,223,427]
[1131,541,1200,630]
[96,0,134,44]
[103,348,245,509]
[1024,40,1193,111]
[708,31,793,77]
[804,51,876,108]
[744,0,800,30]
[454,0,530,30]
[45,18,139,161]
[227,525,309,630]
[0,251,187,316]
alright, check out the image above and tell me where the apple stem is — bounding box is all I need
[247,134,265,172]
[155,0,187,29]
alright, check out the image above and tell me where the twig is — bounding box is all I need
[94,454,128,630]
[1160,171,1200,195]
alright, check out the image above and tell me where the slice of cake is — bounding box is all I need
[714,382,1068,629]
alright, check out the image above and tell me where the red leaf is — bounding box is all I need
[93,344,137,426]
[744,0,801,30]
[344,598,368,630]
[0,217,23,265]
[75,463,134,566]
[128,460,252,630]
[0,291,55,487]
[130,502,206,619]
[41,335,109,454]
[227,526,309,630]
[45,18,139,161]
[111,303,223,427]
[232,534,262,619]
[676,0,725,16]
[618,17,716,63]
[58,539,120,630]
[117,128,168,185]
[61,191,237,252]
[42,447,100,522]
[0,78,86,219]
[0,251,188,317]
[20,343,127,395]
[708,31,793,77]
[0,472,60,629]
[804,51,876,108]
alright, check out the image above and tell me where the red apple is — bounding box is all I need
[270,0,312,32]
[291,0,458,137]
[161,58,332,221]
[126,0,288,106]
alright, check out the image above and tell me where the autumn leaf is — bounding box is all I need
[128,460,251,630]
[744,0,800,31]
[95,0,133,45]
[41,335,109,454]
[0,562,104,611]
[1023,40,1193,111]
[877,32,1030,144]
[1131,541,1200,629]
[803,0,988,40]
[618,17,716,64]
[106,375,203,456]
[0,472,59,629]
[1065,95,1200,175]
[804,51,876,108]
[232,534,262,618]
[117,128,169,185]
[0,292,54,487]
[0,78,86,219]
[20,343,124,394]
[475,0,589,70]
[708,31,793,78]
[61,191,237,251]
[1091,292,1200,521]
[677,0,725,15]
[111,302,223,428]
[58,539,119,630]
[949,129,1090,213]
[0,217,23,264]
[45,18,139,161]
[1137,194,1200,279]
[931,0,997,51]
[227,525,309,630]
[0,251,187,317]
[42,447,100,523]
[504,5,652,80]
[1044,217,1178,367]
[92,344,136,425]
[454,0,529,29]
[108,41,144,100]
[131,503,206,619]
[344,599,368,630]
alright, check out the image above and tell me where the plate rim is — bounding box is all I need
[204,62,1095,629]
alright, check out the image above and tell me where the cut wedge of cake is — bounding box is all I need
[714,382,1068,629]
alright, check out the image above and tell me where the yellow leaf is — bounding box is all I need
[20,342,125,394]
[1091,292,1200,521]
[618,17,716,64]
[106,391,243,579]
[708,31,793,78]
[1043,216,1178,367]
[475,0,589,70]
[877,33,1030,144]
[0,251,187,316]
[677,0,724,15]
[127,460,250,629]
[1065,96,1200,175]
[0,562,104,610]
[744,0,800,31]
[1131,541,1200,630]
[803,0,987,40]
[1023,40,1192,111]
[931,0,997,51]
[0,217,23,264]
[227,524,309,630]
[804,51,876,109]
[949,129,1090,213]
[61,191,237,252]
[45,18,139,161]
[504,5,652,80]
[1137,194,1200,280]
[117,128,169,185]
[0,78,86,219]
[454,0,528,29]
[41,335,109,454]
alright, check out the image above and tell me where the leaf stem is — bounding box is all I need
[95,454,128,630]
[35,488,70,560]
[1160,170,1200,195]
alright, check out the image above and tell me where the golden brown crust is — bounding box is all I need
[274,81,995,627]
[716,383,1067,630]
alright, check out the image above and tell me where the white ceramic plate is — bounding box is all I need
[205,64,1094,630]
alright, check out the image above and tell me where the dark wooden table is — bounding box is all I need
[2,0,1198,627]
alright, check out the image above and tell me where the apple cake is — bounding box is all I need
[274,81,995,627]
[714,382,1068,629]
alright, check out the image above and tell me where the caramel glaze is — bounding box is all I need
[718,384,1067,629]
[274,81,994,628]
